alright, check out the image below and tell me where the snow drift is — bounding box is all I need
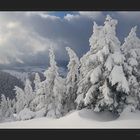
[0,108,140,128]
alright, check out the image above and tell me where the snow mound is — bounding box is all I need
[35,108,46,118]
[16,108,36,121]
[118,106,140,120]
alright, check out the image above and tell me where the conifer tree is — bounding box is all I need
[65,47,80,112]
[76,15,129,115]
[34,73,41,92]
[14,86,26,113]
[14,78,34,113]
[0,94,13,120]
[121,26,140,111]
[30,48,66,118]
[44,48,66,118]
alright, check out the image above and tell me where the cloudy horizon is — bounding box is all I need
[0,11,140,68]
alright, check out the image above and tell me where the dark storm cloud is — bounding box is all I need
[20,12,105,62]
[0,11,140,68]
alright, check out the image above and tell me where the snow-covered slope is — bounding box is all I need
[0,108,140,128]
[2,66,67,83]
[2,70,28,83]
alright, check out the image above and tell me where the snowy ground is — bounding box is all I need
[0,108,140,129]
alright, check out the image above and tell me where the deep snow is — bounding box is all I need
[0,108,140,128]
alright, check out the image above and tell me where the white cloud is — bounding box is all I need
[0,12,105,66]
[25,11,47,16]
[79,11,104,19]
[1,11,139,67]
[0,19,52,65]
[25,11,60,20]
[64,14,80,21]
[64,12,104,22]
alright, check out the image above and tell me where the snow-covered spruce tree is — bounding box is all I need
[29,72,43,112]
[14,86,26,113]
[76,15,129,116]
[65,47,80,112]
[30,48,66,118]
[44,48,66,118]
[24,78,34,109]
[13,80,36,121]
[34,73,41,92]
[121,26,140,111]
[14,78,34,113]
[29,52,55,113]
[29,79,47,113]
[0,94,13,120]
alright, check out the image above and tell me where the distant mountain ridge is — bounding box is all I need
[0,71,24,100]
[0,66,67,100]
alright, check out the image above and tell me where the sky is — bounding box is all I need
[0,11,140,68]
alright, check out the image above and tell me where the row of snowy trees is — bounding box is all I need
[0,46,80,120]
[1,15,140,121]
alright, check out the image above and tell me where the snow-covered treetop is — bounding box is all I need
[104,15,118,35]
[129,26,137,37]
[66,47,79,89]
[34,73,41,83]
[105,15,112,21]
[14,86,25,95]
[24,78,33,96]
[0,94,7,102]
[92,22,103,37]
[122,26,140,53]
[44,48,59,78]
[89,15,120,54]
[89,22,103,50]
[25,78,31,87]
[49,48,58,71]
[103,15,120,50]
[66,47,79,70]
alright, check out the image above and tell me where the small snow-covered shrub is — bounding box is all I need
[35,107,46,118]
[47,110,56,118]
[119,105,136,120]
[16,108,35,121]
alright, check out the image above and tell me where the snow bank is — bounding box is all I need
[35,108,46,118]
[1,109,140,128]
[16,108,35,121]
